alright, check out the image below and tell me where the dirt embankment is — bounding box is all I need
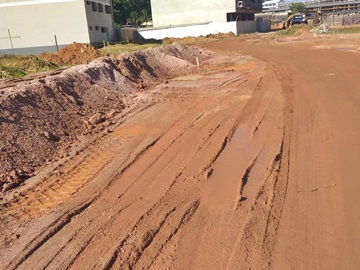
[38,43,103,65]
[0,43,212,192]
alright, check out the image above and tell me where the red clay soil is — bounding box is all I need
[0,43,211,192]
[1,33,360,270]
[38,43,103,65]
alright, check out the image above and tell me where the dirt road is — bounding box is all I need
[220,36,360,270]
[1,35,360,269]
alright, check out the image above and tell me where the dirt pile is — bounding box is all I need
[116,42,212,87]
[39,43,103,65]
[0,43,212,192]
[310,23,334,34]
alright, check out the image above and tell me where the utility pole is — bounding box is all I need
[0,29,21,55]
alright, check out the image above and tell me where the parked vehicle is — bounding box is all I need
[291,14,308,25]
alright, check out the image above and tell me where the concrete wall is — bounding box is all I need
[84,0,115,43]
[138,19,271,40]
[256,18,271,33]
[138,22,238,40]
[150,0,236,27]
[236,21,257,34]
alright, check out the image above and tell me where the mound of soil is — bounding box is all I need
[117,42,212,87]
[39,43,103,65]
[0,43,212,192]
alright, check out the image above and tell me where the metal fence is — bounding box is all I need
[342,14,360,24]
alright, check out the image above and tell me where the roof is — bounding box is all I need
[0,0,80,8]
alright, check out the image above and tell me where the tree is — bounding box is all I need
[289,2,307,14]
[128,11,139,25]
[140,9,150,24]
[112,0,151,25]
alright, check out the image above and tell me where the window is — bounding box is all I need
[86,1,91,5]
[98,3,103,12]
[101,27,108,33]
[89,26,92,30]
[105,5,111,14]
[92,1,97,11]
[95,26,100,30]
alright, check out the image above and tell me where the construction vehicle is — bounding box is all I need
[285,13,308,28]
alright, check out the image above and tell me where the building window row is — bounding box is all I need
[89,25,108,32]
[86,1,111,14]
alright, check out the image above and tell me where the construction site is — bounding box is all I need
[1,21,360,270]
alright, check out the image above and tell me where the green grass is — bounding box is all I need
[0,55,59,79]
[99,42,162,55]
[326,25,360,34]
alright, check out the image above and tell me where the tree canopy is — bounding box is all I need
[112,0,151,26]
[289,2,307,14]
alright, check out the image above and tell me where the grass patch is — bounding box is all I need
[99,42,162,55]
[0,55,59,79]
[326,25,360,34]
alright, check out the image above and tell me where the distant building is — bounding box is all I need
[150,0,263,27]
[0,0,115,55]
[141,0,267,39]
[262,0,285,10]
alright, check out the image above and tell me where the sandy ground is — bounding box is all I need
[1,33,360,269]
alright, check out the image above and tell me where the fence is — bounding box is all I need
[342,14,360,24]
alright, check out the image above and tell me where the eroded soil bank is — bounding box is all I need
[0,43,211,192]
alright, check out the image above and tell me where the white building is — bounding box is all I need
[262,0,285,10]
[140,0,268,39]
[0,0,115,55]
[150,0,263,27]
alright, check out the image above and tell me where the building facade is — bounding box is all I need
[140,0,268,39]
[262,0,285,10]
[150,0,262,27]
[0,0,115,55]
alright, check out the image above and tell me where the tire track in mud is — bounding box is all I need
[156,58,291,269]
[1,58,263,269]
[0,104,155,222]
[7,199,95,270]
[225,64,294,269]
[65,77,256,268]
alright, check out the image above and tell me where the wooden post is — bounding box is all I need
[0,29,21,55]
[8,29,15,54]
[54,35,59,52]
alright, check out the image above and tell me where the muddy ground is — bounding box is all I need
[1,32,360,269]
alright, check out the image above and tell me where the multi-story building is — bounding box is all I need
[0,0,115,55]
[262,0,286,10]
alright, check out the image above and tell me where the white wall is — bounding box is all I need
[138,21,260,40]
[0,0,90,54]
[84,0,115,43]
[150,0,236,27]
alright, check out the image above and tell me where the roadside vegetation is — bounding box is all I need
[0,55,58,79]
[98,32,233,55]
[99,41,162,54]
[327,25,360,34]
